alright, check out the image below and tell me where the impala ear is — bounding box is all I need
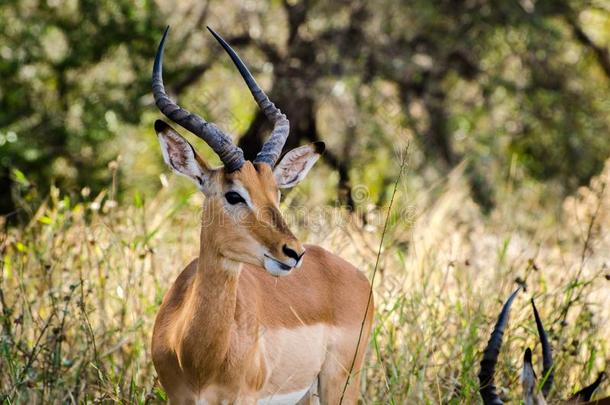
[273,142,324,188]
[155,120,213,193]
[522,348,538,402]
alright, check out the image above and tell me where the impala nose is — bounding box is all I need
[283,244,304,262]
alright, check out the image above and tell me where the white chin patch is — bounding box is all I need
[263,256,294,277]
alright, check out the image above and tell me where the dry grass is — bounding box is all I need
[1,160,609,404]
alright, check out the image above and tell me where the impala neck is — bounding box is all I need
[179,207,242,374]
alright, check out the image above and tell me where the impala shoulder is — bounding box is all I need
[304,244,369,282]
[303,244,345,266]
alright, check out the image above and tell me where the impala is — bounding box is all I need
[149,26,374,404]
[479,288,608,405]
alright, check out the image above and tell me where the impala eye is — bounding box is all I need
[225,191,246,205]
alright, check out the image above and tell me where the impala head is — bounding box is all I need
[479,289,607,405]
[152,27,324,276]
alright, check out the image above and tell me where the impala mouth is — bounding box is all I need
[264,254,292,270]
[263,254,294,276]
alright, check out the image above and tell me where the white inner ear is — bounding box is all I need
[158,132,208,192]
[273,144,321,189]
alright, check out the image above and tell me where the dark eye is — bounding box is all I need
[225,191,246,205]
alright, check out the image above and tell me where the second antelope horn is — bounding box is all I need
[207,26,290,167]
[569,372,606,403]
[531,298,554,397]
[152,26,245,172]
[479,288,521,405]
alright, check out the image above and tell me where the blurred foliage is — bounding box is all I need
[0,0,609,217]
[0,0,166,214]
[1,1,610,402]
[1,156,609,403]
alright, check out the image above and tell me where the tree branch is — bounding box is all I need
[566,16,610,79]
[171,34,258,95]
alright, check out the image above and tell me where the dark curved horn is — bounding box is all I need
[531,298,554,397]
[479,288,521,405]
[152,26,245,172]
[569,372,606,403]
[207,26,289,167]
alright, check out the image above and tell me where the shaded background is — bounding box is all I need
[1,1,610,403]
[2,0,610,217]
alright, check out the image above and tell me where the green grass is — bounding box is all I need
[1,162,609,404]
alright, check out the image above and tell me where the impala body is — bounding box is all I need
[150,27,374,404]
[479,288,608,405]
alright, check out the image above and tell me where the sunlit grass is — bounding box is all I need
[1,161,609,404]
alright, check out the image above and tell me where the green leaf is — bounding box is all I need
[134,191,143,209]
[154,387,167,401]
[12,168,29,186]
[38,216,53,225]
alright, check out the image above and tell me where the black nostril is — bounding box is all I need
[282,245,300,261]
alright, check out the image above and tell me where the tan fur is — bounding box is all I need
[151,156,374,404]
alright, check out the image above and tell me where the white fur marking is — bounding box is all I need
[227,181,253,209]
[257,387,310,405]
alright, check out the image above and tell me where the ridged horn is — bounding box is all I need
[152,26,245,172]
[569,372,606,403]
[479,288,521,405]
[207,26,290,167]
[531,298,554,398]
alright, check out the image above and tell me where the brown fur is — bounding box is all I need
[152,246,373,403]
[151,143,374,404]
[578,400,610,405]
